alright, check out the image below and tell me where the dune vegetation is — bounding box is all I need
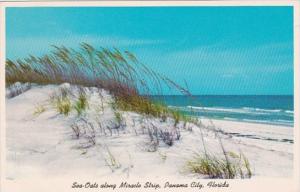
[5,43,251,179]
[6,43,190,119]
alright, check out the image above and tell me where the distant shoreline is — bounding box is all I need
[199,116,293,128]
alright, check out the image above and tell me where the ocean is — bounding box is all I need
[150,95,294,127]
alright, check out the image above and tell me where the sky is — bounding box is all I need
[6,6,294,95]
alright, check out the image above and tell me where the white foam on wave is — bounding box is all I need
[276,119,293,123]
[185,106,267,115]
[285,110,294,114]
[223,117,238,121]
[242,107,282,113]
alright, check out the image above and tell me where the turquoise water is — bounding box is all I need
[150,95,294,127]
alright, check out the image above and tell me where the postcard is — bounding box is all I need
[0,1,299,192]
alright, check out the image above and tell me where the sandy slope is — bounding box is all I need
[5,83,293,179]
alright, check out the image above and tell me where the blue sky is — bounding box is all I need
[6,6,293,95]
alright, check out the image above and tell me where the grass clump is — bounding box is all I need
[114,95,162,116]
[56,97,71,116]
[186,152,252,179]
[114,111,123,125]
[6,82,32,98]
[158,151,167,162]
[171,110,181,127]
[103,145,121,172]
[49,86,73,116]
[242,153,252,178]
[74,91,88,116]
[33,104,46,116]
[115,95,192,127]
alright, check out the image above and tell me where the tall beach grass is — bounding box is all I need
[6,43,190,120]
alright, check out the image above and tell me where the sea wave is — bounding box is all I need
[169,105,293,116]
[223,117,239,121]
[242,107,282,113]
[186,106,259,114]
[285,110,294,114]
[276,119,294,123]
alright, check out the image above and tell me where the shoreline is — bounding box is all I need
[199,116,293,128]
[201,118,293,146]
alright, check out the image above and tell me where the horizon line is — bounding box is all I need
[146,94,294,96]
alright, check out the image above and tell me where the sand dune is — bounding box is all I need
[5,83,293,179]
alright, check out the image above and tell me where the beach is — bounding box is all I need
[5,83,293,179]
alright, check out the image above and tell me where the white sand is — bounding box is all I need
[5,83,293,179]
